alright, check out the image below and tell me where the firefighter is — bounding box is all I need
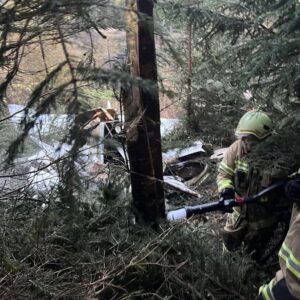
[217,110,282,259]
[258,176,300,299]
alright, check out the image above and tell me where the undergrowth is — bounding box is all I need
[0,177,272,300]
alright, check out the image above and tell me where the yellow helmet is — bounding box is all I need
[235,110,273,140]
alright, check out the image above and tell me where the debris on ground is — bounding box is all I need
[163,141,205,163]
[1,105,122,194]
[5,104,222,204]
[164,176,201,198]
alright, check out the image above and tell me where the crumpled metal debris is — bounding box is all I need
[163,141,205,163]
[164,160,205,181]
[5,105,119,192]
[164,176,201,198]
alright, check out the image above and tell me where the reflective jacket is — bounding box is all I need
[259,204,300,299]
[217,139,276,229]
[217,139,249,194]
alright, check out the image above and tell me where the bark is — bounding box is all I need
[125,0,165,225]
[186,20,193,126]
[0,100,16,157]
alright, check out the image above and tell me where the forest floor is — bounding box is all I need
[1,115,292,299]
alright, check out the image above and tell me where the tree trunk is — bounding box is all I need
[0,100,16,158]
[125,0,165,225]
[186,20,193,127]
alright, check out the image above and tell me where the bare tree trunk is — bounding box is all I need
[125,0,165,225]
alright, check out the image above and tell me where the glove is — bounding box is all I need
[285,179,300,203]
[220,188,235,200]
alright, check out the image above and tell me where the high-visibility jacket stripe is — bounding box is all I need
[279,243,300,280]
[235,160,249,172]
[259,279,275,300]
[218,162,234,176]
[235,160,248,167]
[236,166,248,172]
[217,146,250,193]
[217,179,234,191]
[217,161,249,182]
[235,167,248,172]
